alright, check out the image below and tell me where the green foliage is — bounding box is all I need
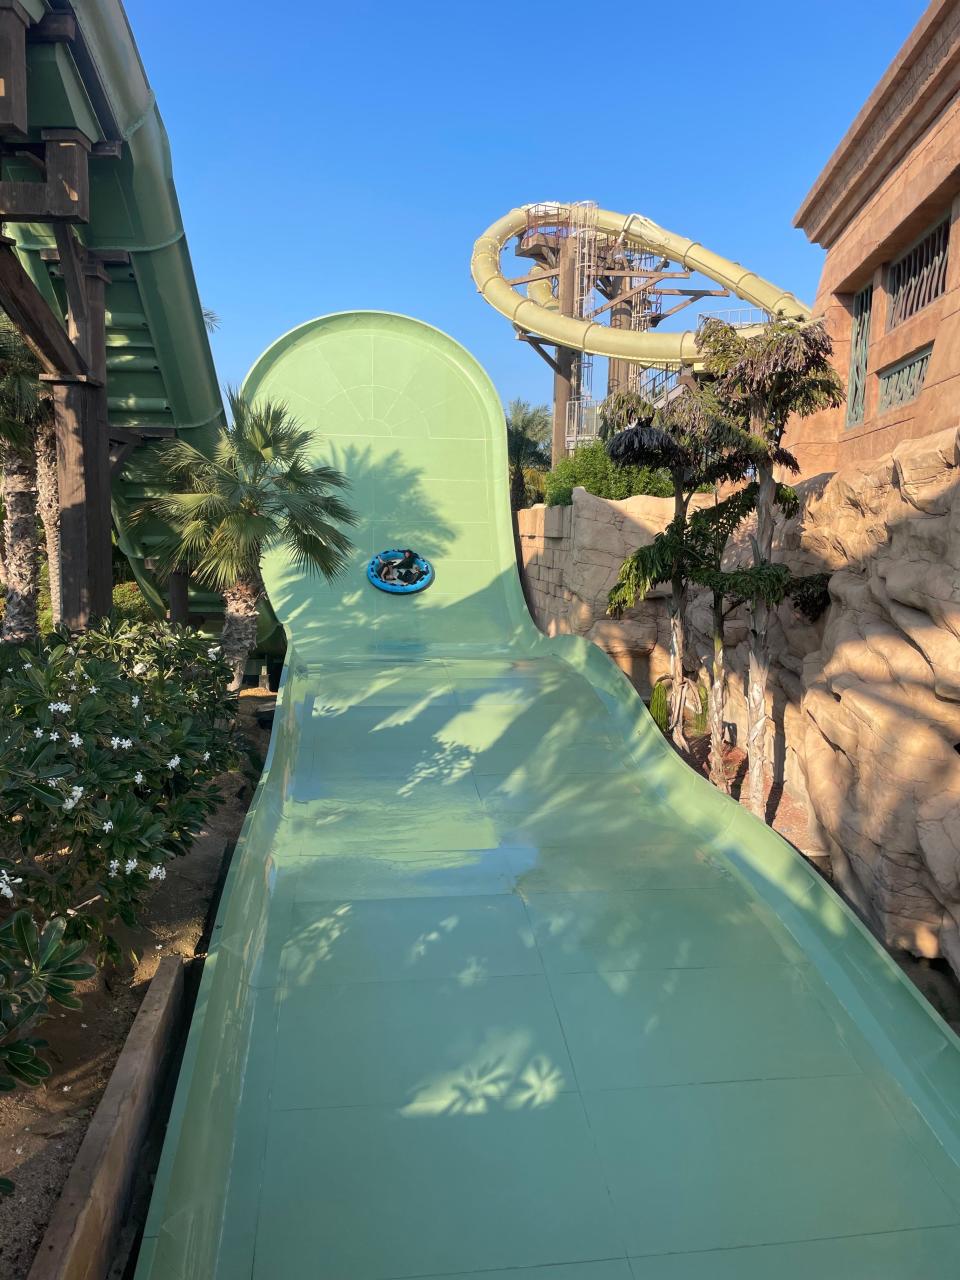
[691,683,709,736]
[505,399,550,508]
[545,441,672,507]
[0,620,242,1115]
[649,678,669,732]
[647,676,708,738]
[603,383,774,494]
[136,389,357,591]
[697,317,845,449]
[786,572,832,621]
[110,581,156,625]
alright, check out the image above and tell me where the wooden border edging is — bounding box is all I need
[27,957,185,1280]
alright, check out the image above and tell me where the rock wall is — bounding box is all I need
[515,427,960,978]
[516,491,676,697]
[799,426,960,974]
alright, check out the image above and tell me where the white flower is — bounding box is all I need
[202,751,210,762]
[207,647,220,659]
[49,731,59,741]
[166,755,181,770]
[0,870,22,901]
[69,682,77,691]
[48,701,70,714]
[148,864,167,881]
[134,771,144,785]
[69,733,82,748]
[108,859,120,877]
[88,684,99,694]
[124,858,137,875]
[62,786,82,812]
[120,738,133,750]
[22,662,31,670]
[131,695,140,708]
[133,662,147,676]
[110,736,121,749]
[102,820,114,833]
[33,728,44,739]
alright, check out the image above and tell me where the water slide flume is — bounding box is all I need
[471,204,811,365]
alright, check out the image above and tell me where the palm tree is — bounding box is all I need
[138,389,357,689]
[604,384,769,750]
[505,399,550,509]
[698,318,843,818]
[0,315,56,643]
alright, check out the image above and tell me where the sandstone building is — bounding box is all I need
[786,0,960,476]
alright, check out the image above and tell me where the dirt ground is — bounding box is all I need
[0,690,274,1280]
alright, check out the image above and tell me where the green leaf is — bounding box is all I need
[12,912,39,966]
[38,917,66,967]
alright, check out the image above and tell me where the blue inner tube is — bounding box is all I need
[367,549,435,594]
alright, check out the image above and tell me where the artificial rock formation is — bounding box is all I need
[516,426,960,978]
[799,426,960,974]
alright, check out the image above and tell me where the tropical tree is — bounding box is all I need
[698,317,844,817]
[604,384,770,750]
[505,399,550,509]
[137,389,357,689]
[0,315,57,643]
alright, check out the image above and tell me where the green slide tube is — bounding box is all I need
[136,312,960,1280]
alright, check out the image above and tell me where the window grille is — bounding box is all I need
[877,347,932,413]
[846,285,872,426]
[887,219,950,328]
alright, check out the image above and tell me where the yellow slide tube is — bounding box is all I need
[471,205,810,365]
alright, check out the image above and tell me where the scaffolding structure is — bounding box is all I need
[513,202,770,462]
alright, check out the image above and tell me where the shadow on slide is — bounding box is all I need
[136,313,960,1280]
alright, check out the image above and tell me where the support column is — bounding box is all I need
[0,2,30,139]
[551,236,577,467]
[607,274,632,397]
[48,376,112,628]
[168,571,189,624]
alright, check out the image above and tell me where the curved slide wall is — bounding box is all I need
[137,314,960,1280]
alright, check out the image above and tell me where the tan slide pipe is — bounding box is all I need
[471,205,810,366]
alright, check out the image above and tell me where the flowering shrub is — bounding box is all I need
[0,620,241,1144]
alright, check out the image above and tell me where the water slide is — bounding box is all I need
[471,205,811,364]
[136,310,960,1278]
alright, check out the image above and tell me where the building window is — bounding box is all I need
[846,285,872,426]
[877,346,932,413]
[887,219,950,328]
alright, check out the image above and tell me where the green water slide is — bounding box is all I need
[136,310,960,1279]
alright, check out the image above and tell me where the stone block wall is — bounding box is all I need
[515,428,960,979]
[516,490,676,697]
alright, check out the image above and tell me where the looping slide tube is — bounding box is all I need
[470,204,811,365]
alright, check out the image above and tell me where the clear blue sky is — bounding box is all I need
[126,0,928,412]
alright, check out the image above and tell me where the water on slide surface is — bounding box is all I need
[137,314,960,1279]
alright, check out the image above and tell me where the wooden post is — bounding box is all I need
[607,273,631,397]
[552,236,576,467]
[168,571,189,624]
[49,377,112,627]
[0,2,29,139]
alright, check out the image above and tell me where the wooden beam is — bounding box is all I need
[0,238,90,376]
[505,268,560,287]
[515,329,562,376]
[29,11,77,42]
[0,2,30,138]
[0,129,91,222]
